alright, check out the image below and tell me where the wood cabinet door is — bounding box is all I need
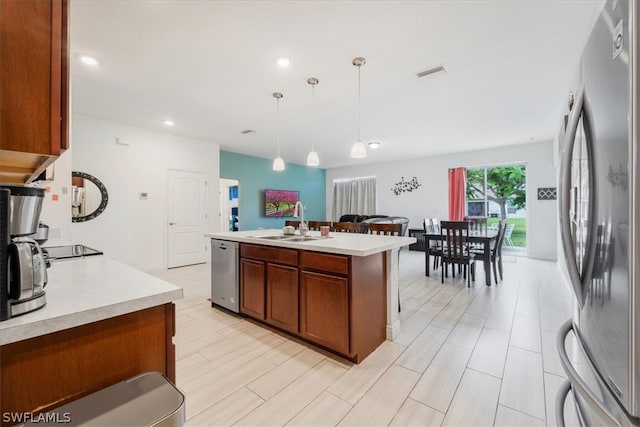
[300,271,349,354]
[0,0,69,183]
[0,0,68,155]
[266,263,298,333]
[240,258,265,319]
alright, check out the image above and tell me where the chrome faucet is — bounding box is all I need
[293,201,307,235]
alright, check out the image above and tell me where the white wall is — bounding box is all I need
[325,141,558,261]
[39,149,73,241]
[70,114,220,271]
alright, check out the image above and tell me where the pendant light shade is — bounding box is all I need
[272,92,285,171]
[272,157,285,171]
[306,77,320,167]
[351,57,367,159]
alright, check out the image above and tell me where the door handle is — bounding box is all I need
[168,222,177,226]
[559,87,597,308]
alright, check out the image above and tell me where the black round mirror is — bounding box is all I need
[71,171,108,222]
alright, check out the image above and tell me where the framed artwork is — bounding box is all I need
[265,189,299,217]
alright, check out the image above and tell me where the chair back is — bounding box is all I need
[368,223,402,236]
[440,221,471,263]
[308,220,331,231]
[284,220,300,228]
[495,219,508,257]
[331,222,360,233]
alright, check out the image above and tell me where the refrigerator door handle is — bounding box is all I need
[559,87,598,308]
[557,319,625,426]
[555,379,572,427]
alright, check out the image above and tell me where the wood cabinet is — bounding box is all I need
[300,271,349,354]
[0,0,69,184]
[266,263,298,333]
[239,243,386,363]
[0,304,176,424]
[240,258,266,319]
[240,244,299,331]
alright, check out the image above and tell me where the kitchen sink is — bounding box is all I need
[252,235,330,242]
[282,236,329,242]
[254,235,294,240]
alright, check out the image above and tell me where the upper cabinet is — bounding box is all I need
[0,0,69,184]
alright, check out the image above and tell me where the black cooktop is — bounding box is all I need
[43,245,103,260]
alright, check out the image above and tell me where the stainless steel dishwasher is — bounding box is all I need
[211,239,239,313]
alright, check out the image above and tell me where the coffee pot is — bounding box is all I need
[0,185,48,321]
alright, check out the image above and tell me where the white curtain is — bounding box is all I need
[331,177,376,220]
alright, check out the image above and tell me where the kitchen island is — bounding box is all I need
[207,229,415,362]
[0,255,183,420]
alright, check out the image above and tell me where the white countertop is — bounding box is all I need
[0,256,183,345]
[206,229,416,256]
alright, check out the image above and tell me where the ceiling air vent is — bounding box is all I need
[416,65,446,78]
[240,129,256,134]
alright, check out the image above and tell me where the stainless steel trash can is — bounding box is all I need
[24,372,185,426]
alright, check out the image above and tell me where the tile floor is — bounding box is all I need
[150,250,577,427]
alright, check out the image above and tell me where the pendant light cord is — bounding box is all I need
[311,84,315,151]
[276,97,281,157]
[357,65,361,142]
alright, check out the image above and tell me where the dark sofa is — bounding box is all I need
[338,214,410,236]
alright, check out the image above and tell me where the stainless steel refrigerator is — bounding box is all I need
[556,0,640,425]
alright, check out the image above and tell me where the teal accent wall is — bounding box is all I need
[220,151,326,231]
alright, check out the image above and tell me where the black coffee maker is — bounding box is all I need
[0,186,48,321]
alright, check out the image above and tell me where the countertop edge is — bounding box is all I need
[0,288,183,346]
[206,230,416,256]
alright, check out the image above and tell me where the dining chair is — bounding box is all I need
[440,221,476,286]
[307,220,331,231]
[284,220,300,228]
[368,223,402,236]
[471,219,507,285]
[504,223,515,247]
[424,218,442,271]
[331,222,360,233]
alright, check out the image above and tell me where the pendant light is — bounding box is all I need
[350,56,367,158]
[306,77,320,167]
[272,92,285,171]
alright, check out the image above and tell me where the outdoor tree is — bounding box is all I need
[466,166,526,219]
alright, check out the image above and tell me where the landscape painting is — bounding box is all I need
[265,189,299,217]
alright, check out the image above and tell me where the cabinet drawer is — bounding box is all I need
[300,251,349,275]
[241,244,298,266]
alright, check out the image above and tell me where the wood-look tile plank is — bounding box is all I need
[389,398,445,427]
[430,303,467,330]
[393,309,439,346]
[186,387,264,427]
[499,347,546,419]
[510,315,542,353]
[261,339,306,366]
[395,325,450,373]
[467,327,510,378]
[327,341,406,405]
[409,343,472,412]
[441,368,501,426]
[444,313,485,350]
[541,329,565,377]
[337,365,420,427]
[235,360,347,426]
[286,392,352,427]
[494,404,545,426]
[248,348,325,400]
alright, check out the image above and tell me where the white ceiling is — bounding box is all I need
[70,0,602,169]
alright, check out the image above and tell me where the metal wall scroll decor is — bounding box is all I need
[537,187,557,200]
[607,164,628,191]
[391,176,422,195]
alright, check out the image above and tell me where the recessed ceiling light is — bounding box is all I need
[276,57,290,68]
[368,141,381,149]
[79,54,99,67]
[163,119,175,127]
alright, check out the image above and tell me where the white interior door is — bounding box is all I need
[167,170,207,268]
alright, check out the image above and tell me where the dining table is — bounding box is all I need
[424,228,500,286]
